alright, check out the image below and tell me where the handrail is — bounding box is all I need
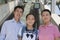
[44,5,60,26]
[0,1,18,26]
[21,2,32,23]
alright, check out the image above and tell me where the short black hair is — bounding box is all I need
[14,6,24,12]
[41,9,51,15]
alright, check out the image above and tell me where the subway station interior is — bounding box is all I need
[0,0,60,31]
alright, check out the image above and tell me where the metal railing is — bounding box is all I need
[21,2,32,23]
[0,1,18,26]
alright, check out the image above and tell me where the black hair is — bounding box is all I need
[41,9,51,15]
[14,6,24,12]
[26,13,36,20]
[26,13,36,28]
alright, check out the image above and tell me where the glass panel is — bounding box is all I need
[34,3,40,9]
[56,0,60,15]
[0,0,5,5]
[0,0,14,5]
[25,0,31,2]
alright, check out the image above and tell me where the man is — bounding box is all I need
[38,9,60,40]
[0,6,24,40]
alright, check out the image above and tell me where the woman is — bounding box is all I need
[18,13,38,40]
[38,9,59,40]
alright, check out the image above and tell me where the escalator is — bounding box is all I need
[0,2,40,31]
[30,8,40,29]
[0,2,32,31]
[0,0,60,32]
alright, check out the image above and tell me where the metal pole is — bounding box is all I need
[51,0,56,14]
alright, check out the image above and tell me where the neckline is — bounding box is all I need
[12,18,21,24]
[26,27,35,32]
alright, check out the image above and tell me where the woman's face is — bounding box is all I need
[41,11,51,23]
[26,15,35,26]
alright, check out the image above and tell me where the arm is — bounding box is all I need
[55,37,59,40]
[18,35,22,40]
[54,26,60,40]
[0,22,6,40]
[18,27,23,40]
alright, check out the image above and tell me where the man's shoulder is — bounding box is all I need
[20,21,26,26]
[3,19,13,24]
[20,21,25,24]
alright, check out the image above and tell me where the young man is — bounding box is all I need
[38,9,60,40]
[0,6,25,40]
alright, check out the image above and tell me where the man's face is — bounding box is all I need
[41,11,51,23]
[14,8,23,21]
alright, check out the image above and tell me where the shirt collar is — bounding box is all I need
[12,18,22,24]
[42,23,53,27]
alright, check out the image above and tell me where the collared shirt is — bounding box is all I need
[0,18,25,40]
[38,23,59,40]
